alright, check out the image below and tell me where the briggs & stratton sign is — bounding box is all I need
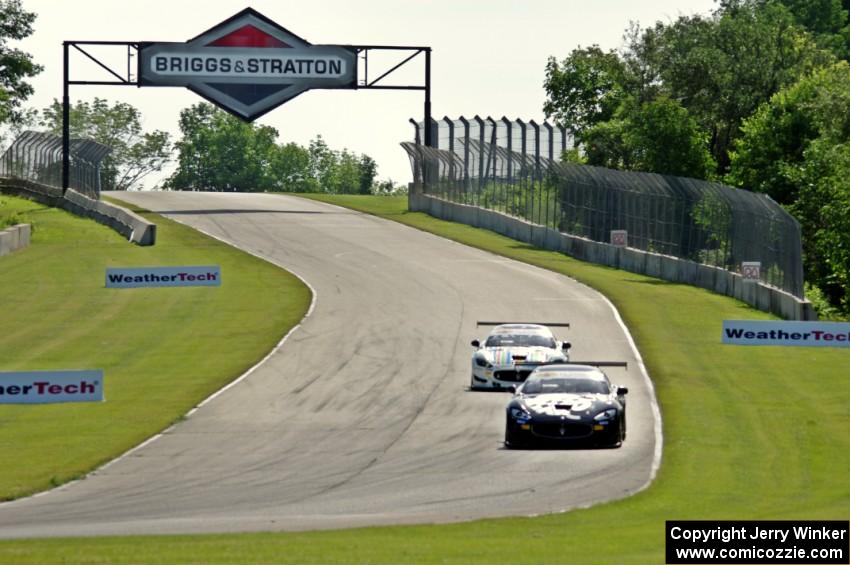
[138,8,357,120]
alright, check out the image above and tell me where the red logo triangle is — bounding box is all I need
[206,25,291,48]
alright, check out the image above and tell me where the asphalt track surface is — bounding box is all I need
[0,192,659,538]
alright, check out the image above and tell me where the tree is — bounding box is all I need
[166,103,279,192]
[622,97,716,178]
[308,135,337,192]
[41,98,171,190]
[727,62,850,311]
[773,0,850,57]
[0,105,35,150]
[167,104,380,193]
[727,61,850,202]
[787,139,850,310]
[636,1,830,174]
[358,155,377,194]
[0,0,42,126]
[543,2,828,178]
[583,96,715,178]
[271,142,316,192]
[543,46,626,138]
[332,149,360,194]
[582,119,630,170]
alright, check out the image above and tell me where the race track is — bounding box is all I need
[0,192,659,538]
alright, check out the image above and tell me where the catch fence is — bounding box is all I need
[404,116,804,299]
[0,131,110,198]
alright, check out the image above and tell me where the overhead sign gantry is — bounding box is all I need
[62,7,432,192]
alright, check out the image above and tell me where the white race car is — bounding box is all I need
[470,322,571,390]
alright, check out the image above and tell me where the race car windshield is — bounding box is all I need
[485,334,556,348]
[521,377,610,395]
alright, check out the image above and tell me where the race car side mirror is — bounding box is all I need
[562,342,572,351]
[471,339,480,348]
[617,386,629,395]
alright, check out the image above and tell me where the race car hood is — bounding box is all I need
[520,393,614,418]
[480,347,558,366]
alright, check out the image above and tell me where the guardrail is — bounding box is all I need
[0,178,156,246]
[0,223,31,256]
[409,188,815,321]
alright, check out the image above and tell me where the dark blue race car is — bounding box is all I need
[504,364,628,449]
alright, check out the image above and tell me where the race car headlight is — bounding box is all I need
[474,355,492,368]
[594,409,618,421]
[510,407,532,421]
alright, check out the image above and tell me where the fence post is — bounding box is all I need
[444,116,455,200]
[409,118,422,187]
[530,120,541,222]
[474,115,485,196]
[430,117,439,150]
[543,122,557,225]
[410,118,421,145]
[459,115,470,196]
[485,117,497,211]
[501,116,512,185]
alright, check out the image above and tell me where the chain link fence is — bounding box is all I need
[0,131,111,199]
[404,116,804,298]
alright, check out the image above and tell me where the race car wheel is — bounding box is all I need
[504,419,527,449]
[599,417,624,448]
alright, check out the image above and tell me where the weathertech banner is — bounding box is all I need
[106,266,221,288]
[0,371,104,404]
[722,320,850,348]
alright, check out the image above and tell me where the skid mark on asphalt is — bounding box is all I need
[274,290,468,505]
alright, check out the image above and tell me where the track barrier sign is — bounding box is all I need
[106,266,221,288]
[741,261,761,282]
[611,230,628,248]
[0,371,104,404]
[722,320,850,348]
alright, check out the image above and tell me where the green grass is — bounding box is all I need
[1,193,848,564]
[0,194,311,500]
[0,195,34,229]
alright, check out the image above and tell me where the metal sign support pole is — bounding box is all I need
[62,42,70,194]
[59,31,433,192]
[424,49,432,148]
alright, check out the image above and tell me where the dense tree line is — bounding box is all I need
[544,0,850,316]
[0,0,40,150]
[40,99,172,191]
[165,103,380,194]
[0,0,40,127]
[0,0,171,194]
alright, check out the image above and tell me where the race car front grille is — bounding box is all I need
[494,369,533,383]
[532,422,593,439]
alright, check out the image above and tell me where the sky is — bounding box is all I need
[16,0,717,188]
